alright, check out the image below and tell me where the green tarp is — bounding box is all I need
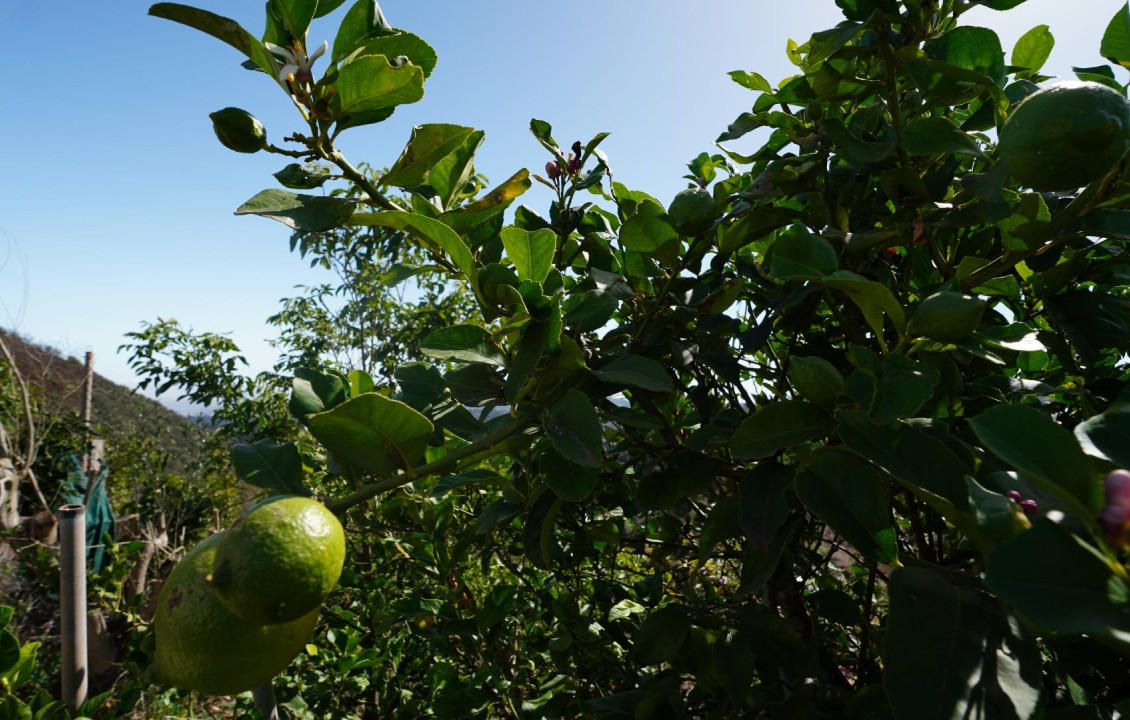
[60,454,115,572]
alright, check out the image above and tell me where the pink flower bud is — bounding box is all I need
[1100,504,1130,547]
[546,160,562,181]
[1018,499,1038,517]
[1005,490,1022,502]
[1105,469,1130,512]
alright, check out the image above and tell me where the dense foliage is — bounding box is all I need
[57,0,1130,717]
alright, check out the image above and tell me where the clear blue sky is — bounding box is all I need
[0,0,1117,412]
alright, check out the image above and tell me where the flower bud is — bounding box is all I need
[209,107,267,154]
[545,160,562,181]
[1018,499,1038,517]
[1104,469,1130,512]
[1005,490,1022,502]
[1100,504,1129,547]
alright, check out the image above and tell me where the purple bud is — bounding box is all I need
[1100,505,1130,547]
[546,160,561,181]
[568,156,582,175]
[1105,469,1130,512]
[1005,490,1022,502]
[572,140,582,156]
[1018,499,1038,517]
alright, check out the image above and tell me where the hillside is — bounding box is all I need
[1,329,210,475]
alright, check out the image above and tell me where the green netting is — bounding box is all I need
[60,454,115,572]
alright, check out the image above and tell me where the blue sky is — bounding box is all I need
[0,0,1118,411]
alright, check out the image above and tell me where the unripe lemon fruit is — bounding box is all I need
[209,107,267,154]
[908,291,986,344]
[667,188,716,235]
[209,495,345,625]
[153,532,319,696]
[998,81,1130,192]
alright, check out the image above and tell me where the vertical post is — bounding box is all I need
[252,682,279,720]
[59,504,88,710]
[81,352,93,474]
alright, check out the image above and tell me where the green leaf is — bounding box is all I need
[432,469,503,498]
[1012,25,1054,74]
[306,393,433,476]
[542,449,599,502]
[345,32,438,79]
[987,519,1130,648]
[523,490,563,568]
[333,54,424,129]
[902,117,985,158]
[289,368,348,420]
[620,199,678,255]
[837,410,971,512]
[820,270,907,349]
[969,404,1096,511]
[270,0,317,41]
[739,603,817,677]
[795,451,897,563]
[351,210,475,278]
[332,0,392,61]
[347,369,375,397]
[635,605,692,665]
[440,169,532,233]
[731,400,835,460]
[500,226,555,284]
[427,130,485,211]
[545,390,603,468]
[609,599,646,622]
[728,70,772,93]
[923,25,1007,85]
[0,607,11,631]
[1075,407,1130,468]
[382,124,475,189]
[148,4,279,77]
[1102,3,1130,68]
[235,189,355,232]
[273,163,330,190]
[591,355,674,393]
[231,440,309,496]
[0,631,18,675]
[884,567,1045,720]
[869,354,940,424]
[768,225,838,279]
[420,325,506,366]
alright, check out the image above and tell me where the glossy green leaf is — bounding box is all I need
[820,270,907,348]
[382,124,475,188]
[347,369,375,397]
[869,354,940,424]
[523,490,563,568]
[970,404,1096,511]
[273,163,330,190]
[545,390,603,468]
[231,440,309,496]
[351,210,474,277]
[235,189,355,232]
[0,607,11,631]
[1075,407,1130,468]
[332,0,392,61]
[1012,25,1053,74]
[591,354,673,393]
[620,199,678,254]
[796,451,897,563]
[420,324,506,366]
[1102,3,1130,68]
[306,393,433,476]
[837,410,971,512]
[987,520,1130,648]
[902,117,985,157]
[768,225,838,279]
[270,0,317,41]
[884,567,1045,720]
[731,400,834,460]
[542,449,599,502]
[333,54,424,129]
[289,368,348,420]
[500,226,555,284]
[635,605,692,665]
[149,4,278,77]
[0,631,17,675]
[427,130,485,211]
[728,70,772,92]
[441,169,531,235]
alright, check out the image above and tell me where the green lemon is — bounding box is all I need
[209,496,345,625]
[667,188,716,235]
[998,81,1130,192]
[787,356,846,409]
[907,291,986,343]
[153,533,319,696]
[209,107,267,154]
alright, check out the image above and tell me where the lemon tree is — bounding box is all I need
[134,0,1130,717]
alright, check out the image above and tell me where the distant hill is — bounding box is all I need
[1,329,210,475]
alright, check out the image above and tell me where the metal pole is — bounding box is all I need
[59,504,87,711]
[81,352,93,474]
[252,682,279,719]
